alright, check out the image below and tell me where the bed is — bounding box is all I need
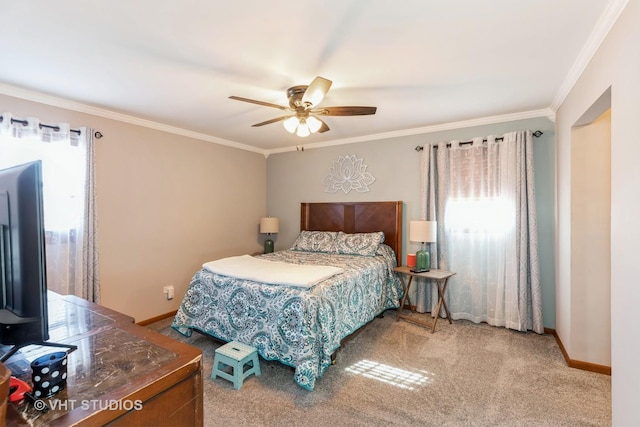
[171,201,404,390]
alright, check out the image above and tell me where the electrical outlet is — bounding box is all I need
[163,286,174,300]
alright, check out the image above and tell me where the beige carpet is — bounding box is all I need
[149,311,611,427]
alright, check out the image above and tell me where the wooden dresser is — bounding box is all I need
[3,292,203,426]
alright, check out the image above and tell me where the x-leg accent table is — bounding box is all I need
[395,266,456,333]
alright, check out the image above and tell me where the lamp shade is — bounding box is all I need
[306,116,322,133]
[296,122,310,137]
[260,217,279,234]
[283,116,298,133]
[282,116,323,137]
[409,220,437,243]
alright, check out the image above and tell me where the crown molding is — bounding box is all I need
[550,0,629,112]
[0,82,267,156]
[265,108,554,155]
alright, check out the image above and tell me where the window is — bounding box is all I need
[0,134,85,232]
[0,116,97,300]
[444,197,514,236]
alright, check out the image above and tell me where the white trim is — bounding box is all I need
[550,0,629,112]
[0,82,267,156]
[266,108,554,154]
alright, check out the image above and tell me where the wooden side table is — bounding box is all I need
[394,266,456,333]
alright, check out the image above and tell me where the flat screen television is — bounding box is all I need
[0,160,49,362]
[0,160,75,362]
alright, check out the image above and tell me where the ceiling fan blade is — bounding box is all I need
[317,118,330,133]
[315,106,377,116]
[301,76,332,107]
[251,116,291,127]
[229,96,290,111]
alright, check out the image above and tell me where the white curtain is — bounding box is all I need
[419,130,543,333]
[0,112,100,302]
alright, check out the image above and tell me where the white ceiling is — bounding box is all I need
[0,0,624,154]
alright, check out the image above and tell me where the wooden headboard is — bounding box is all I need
[300,201,403,265]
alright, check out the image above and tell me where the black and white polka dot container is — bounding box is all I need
[30,351,68,398]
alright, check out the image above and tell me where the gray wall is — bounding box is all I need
[267,116,556,328]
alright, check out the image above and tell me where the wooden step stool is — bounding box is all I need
[211,341,261,389]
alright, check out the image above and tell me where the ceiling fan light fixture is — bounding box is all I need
[307,116,322,133]
[296,119,310,137]
[230,75,376,137]
[283,116,299,133]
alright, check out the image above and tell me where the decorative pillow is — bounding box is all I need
[334,231,385,256]
[291,231,339,253]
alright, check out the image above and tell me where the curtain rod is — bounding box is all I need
[1,116,103,139]
[414,130,543,152]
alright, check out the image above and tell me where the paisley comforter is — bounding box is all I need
[171,245,402,390]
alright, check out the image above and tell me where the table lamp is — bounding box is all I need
[260,217,279,254]
[409,220,437,272]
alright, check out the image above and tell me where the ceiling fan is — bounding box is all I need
[229,76,377,137]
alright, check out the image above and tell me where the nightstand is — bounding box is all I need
[394,266,456,333]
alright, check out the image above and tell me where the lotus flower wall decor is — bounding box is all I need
[321,154,375,193]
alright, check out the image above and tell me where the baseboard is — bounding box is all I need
[137,310,177,326]
[546,327,612,376]
[395,319,612,375]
